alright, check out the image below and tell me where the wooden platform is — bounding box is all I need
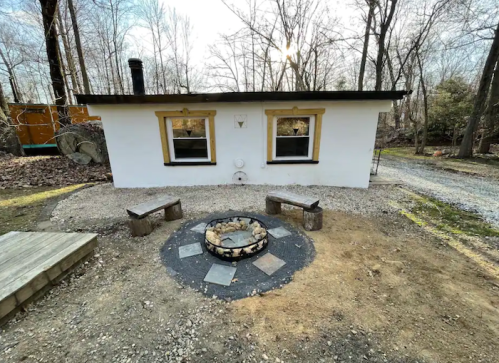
[0,231,98,325]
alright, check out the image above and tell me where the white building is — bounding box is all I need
[76,61,407,189]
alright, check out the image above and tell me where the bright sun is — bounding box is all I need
[270,44,296,61]
[281,44,295,59]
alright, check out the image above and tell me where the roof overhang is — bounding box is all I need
[76,91,409,105]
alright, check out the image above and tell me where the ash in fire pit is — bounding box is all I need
[204,216,268,260]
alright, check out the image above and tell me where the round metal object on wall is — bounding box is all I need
[232,171,248,184]
[234,158,245,168]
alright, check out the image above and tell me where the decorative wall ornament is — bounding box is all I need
[234,114,247,128]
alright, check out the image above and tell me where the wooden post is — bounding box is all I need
[128,218,153,237]
[266,197,282,215]
[165,202,183,221]
[303,207,323,231]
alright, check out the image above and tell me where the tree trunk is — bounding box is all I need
[359,0,374,91]
[386,52,401,128]
[458,20,499,158]
[55,17,73,105]
[0,48,22,103]
[40,0,71,126]
[416,51,429,155]
[374,0,398,91]
[57,5,81,95]
[68,0,91,94]
[478,61,499,153]
[0,82,24,156]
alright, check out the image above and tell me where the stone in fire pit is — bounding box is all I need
[204,216,269,260]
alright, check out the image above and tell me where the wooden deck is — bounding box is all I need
[0,231,98,325]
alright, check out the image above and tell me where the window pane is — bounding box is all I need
[173,139,208,158]
[277,117,310,136]
[171,118,206,138]
[276,137,309,157]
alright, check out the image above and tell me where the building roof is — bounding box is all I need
[75,90,409,105]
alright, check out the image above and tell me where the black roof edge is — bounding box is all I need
[75,90,410,105]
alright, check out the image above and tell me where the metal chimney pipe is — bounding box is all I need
[128,58,145,95]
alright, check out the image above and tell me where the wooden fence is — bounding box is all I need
[9,104,101,148]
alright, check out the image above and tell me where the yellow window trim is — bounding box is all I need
[265,107,325,162]
[155,108,217,164]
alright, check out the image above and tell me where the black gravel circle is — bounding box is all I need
[160,211,316,300]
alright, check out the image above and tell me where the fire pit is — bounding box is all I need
[204,216,269,260]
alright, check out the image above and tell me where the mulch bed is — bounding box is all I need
[0,153,111,189]
[161,211,316,300]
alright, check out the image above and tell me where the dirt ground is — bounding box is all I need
[1,208,498,362]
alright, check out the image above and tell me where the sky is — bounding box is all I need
[154,0,247,65]
[148,0,355,67]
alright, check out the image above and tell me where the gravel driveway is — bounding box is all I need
[378,157,499,228]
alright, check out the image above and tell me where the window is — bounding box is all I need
[266,107,325,164]
[274,116,314,159]
[168,118,209,160]
[155,109,216,165]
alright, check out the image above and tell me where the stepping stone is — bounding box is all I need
[268,226,292,239]
[179,243,203,258]
[191,223,207,234]
[204,264,237,286]
[253,253,286,276]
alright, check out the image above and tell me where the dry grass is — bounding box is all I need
[0,185,83,235]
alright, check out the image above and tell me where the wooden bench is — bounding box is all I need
[126,195,183,237]
[266,191,323,231]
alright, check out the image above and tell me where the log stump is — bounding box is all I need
[266,198,282,215]
[303,206,323,231]
[165,202,183,221]
[128,218,153,237]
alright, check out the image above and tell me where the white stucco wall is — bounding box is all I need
[88,100,392,188]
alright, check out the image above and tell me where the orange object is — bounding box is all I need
[8,104,100,147]
[433,150,443,157]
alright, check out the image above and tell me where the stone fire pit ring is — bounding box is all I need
[204,216,269,260]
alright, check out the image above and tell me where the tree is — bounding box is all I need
[429,78,474,134]
[57,4,80,97]
[478,61,499,153]
[219,0,342,92]
[415,50,429,154]
[373,0,398,91]
[39,0,71,126]
[358,0,375,91]
[458,20,499,158]
[68,0,91,94]
[0,82,23,155]
[137,0,169,93]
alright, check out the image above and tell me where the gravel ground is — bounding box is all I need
[52,183,406,228]
[378,157,499,228]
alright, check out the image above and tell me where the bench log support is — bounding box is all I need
[165,202,183,221]
[128,218,154,237]
[266,190,322,231]
[266,197,282,215]
[303,207,323,231]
